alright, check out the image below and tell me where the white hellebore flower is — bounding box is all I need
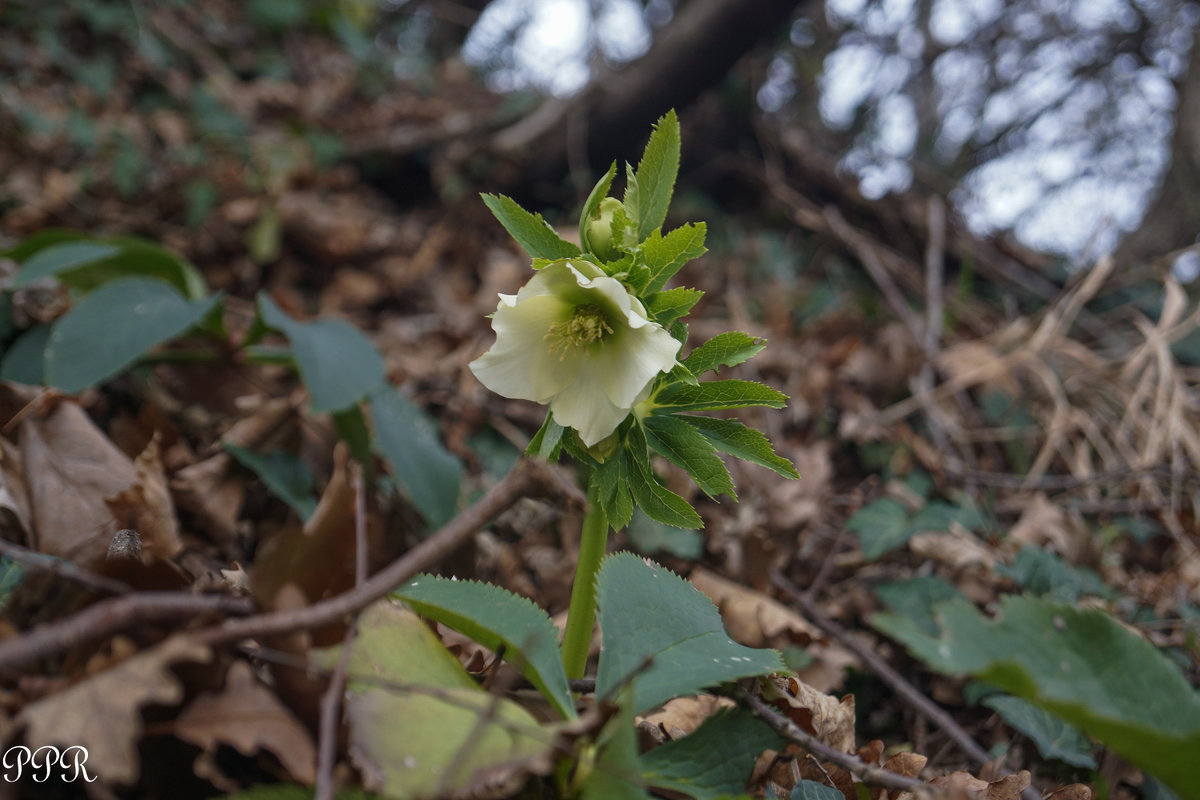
[470,259,681,447]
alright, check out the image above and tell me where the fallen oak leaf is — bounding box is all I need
[17,636,211,784]
[174,660,317,785]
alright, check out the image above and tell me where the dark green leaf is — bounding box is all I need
[637,223,707,294]
[258,294,385,413]
[845,498,911,561]
[682,332,765,377]
[647,287,704,327]
[652,380,787,414]
[595,553,783,713]
[872,595,1200,798]
[480,193,581,260]
[224,444,317,520]
[14,241,120,286]
[0,324,51,385]
[643,415,735,499]
[791,780,845,800]
[594,450,635,531]
[626,508,703,559]
[874,576,965,636]
[45,278,220,393]
[982,694,1096,768]
[393,574,574,719]
[626,451,702,530]
[632,110,681,240]
[641,707,782,800]
[681,416,798,479]
[1000,546,1116,602]
[579,688,650,800]
[369,388,462,529]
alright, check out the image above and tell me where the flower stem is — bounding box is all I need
[561,481,608,680]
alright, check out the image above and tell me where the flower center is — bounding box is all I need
[545,304,614,358]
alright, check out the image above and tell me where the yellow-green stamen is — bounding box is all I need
[545,304,613,358]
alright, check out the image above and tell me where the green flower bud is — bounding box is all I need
[584,197,625,263]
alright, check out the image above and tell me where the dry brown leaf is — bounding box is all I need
[174,660,317,785]
[15,395,138,563]
[689,567,823,647]
[909,529,997,570]
[105,434,184,560]
[637,695,734,742]
[1046,784,1093,800]
[764,675,856,754]
[882,751,926,778]
[18,636,211,784]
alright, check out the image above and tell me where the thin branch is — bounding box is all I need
[0,592,254,675]
[196,457,579,647]
[0,538,131,597]
[735,686,943,797]
[770,571,993,767]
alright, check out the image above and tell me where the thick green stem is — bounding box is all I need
[560,482,608,680]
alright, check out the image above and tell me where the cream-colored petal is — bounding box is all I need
[596,324,682,408]
[548,366,630,447]
[469,294,578,401]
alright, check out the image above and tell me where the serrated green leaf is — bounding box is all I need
[982,694,1096,768]
[845,498,911,561]
[622,162,640,234]
[224,444,317,520]
[642,707,782,800]
[872,595,1200,798]
[258,294,385,413]
[791,780,845,800]
[648,287,704,327]
[369,387,462,528]
[632,110,681,241]
[392,574,574,719]
[652,380,787,414]
[580,162,618,251]
[595,449,635,531]
[481,193,581,260]
[325,602,555,800]
[643,415,735,500]
[596,553,784,713]
[626,449,703,530]
[636,223,707,294]
[681,416,798,479]
[683,332,765,377]
[45,278,220,393]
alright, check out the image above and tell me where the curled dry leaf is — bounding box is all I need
[11,392,139,564]
[637,694,734,743]
[763,674,856,755]
[17,636,211,784]
[173,660,317,786]
[105,433,184,560]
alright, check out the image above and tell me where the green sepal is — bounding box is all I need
[579,161,618,252]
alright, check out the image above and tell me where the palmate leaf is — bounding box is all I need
[481,193,581,260]
[873,594,1200,798]
[626,424,702,529]
[595,553,783,714]
[653,380,787,414]
[392,575,575,719]
[680,415,798,479]
[643,415,735,500]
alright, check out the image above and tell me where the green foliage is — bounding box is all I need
[368,388,463,528]
[873,576,965,636]
[640,707,782,799]
[981,694,1096,768]
[629,109,681,241]
[652,380,788,413]
[221,786,380,800]
[480,193,581,260]
[643,415,736,500]
[578,690,650,800]
[595,553,784,714]
[847,497,982,560]
[647,287,704,326]
[625,508,704,559]
[392,575,575,719]
[631,223,708,294]
[872,594,1200,798]
[682,332,766,377]
[223,445,318,520]
[999,546,1116,602]
[791,780,846,800]
[680,416,798,479]
[0,557,24,610]
[45,278,220,393]
[258,295,385,414]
